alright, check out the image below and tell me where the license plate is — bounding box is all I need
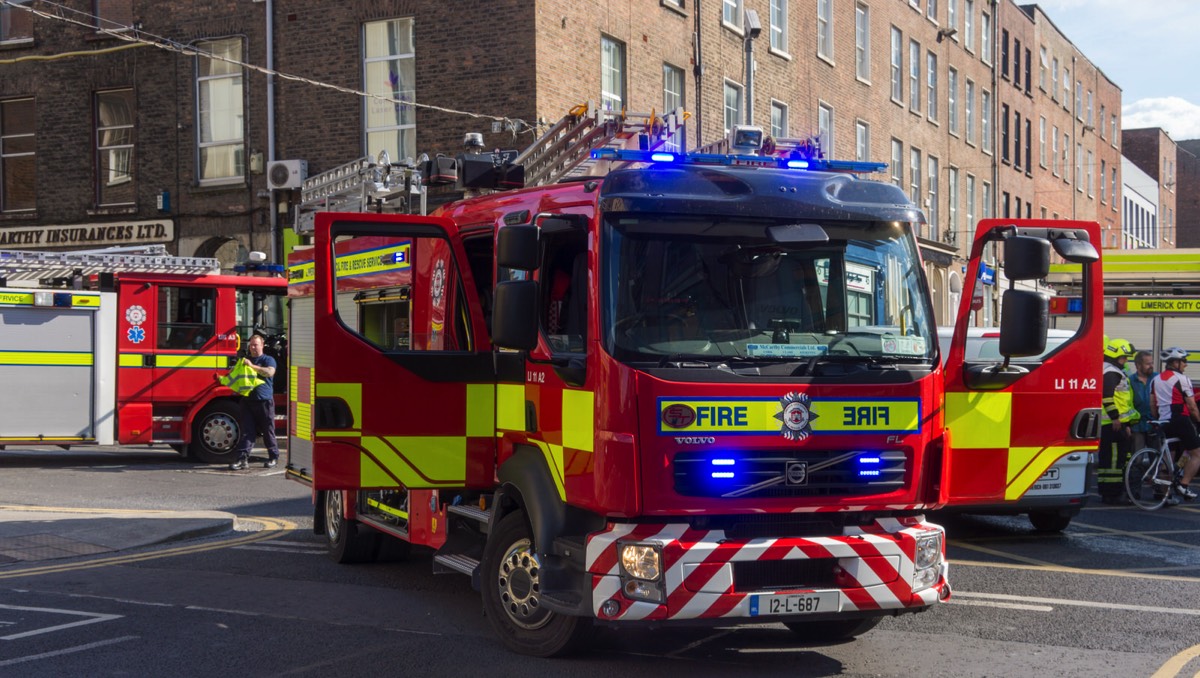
[749,591,840,617]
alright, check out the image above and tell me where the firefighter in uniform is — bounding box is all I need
[1099,338,1139,504]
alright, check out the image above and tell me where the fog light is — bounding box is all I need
[623,578,664,603]
[913,565,940,592]
[619,543,662,581]
[600,599,621,617]
[915,534,942,570]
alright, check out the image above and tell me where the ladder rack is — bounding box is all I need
[0,246,221,284]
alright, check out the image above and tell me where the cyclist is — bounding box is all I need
[1100,338,1139,504]
[1152,347,1200,500]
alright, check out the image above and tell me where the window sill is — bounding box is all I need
[0,210,37,221]
[660,1,688,18]
[0,37,34,50]
[769,47,792,61]
[816,53,834,68]
[722,21,744,38]
[857,76,872,87]
[194,179,246,191]
[87,205,138,217]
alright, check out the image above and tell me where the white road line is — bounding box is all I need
[0,635,138,667]
[955,591,1200,617]
[951,599,1055,612]
[0,604,123,641]
[231,545,325,554]
[184,606,260,616]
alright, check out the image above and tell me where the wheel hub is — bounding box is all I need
[202,414,238,452]
[496,538,550,630]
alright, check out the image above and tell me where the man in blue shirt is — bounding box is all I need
[1129,350,1157,452]
[229,333,280,470]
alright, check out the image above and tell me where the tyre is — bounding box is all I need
[1125,448,1168,511]
[324,491,380,564]
[189,401,243,464]
[481,511,588,657]
[1028,510,1071,532]
[785,616,881,642]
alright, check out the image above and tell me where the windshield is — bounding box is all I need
[602,216,936,365]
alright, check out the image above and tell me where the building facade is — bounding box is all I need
[1122,128,1179,248]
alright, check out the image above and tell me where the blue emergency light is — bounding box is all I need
[591,148,887,174]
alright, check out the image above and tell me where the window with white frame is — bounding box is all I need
[1062,133,1069,182]
[982,180,991,219]
[928,155,939,233]
[661,0,685,8]
[364,19,416,163]
[963,0,974,52]
[980,12,991,64]
[1111,113,1118,146]
[1052,125,1059,175]
[0,97,35,212]
[96,89,135,206]
[1075,143,1082,190]
[196,37,244,183]
[965,79,975,144]
[0,0,32,42]
[771,100,788,138]
[1111,167,1117,208]
[601,35,626,112]
[1039,46,1047,90]
[948,0,958,30]
[663,63,684,113]
[981,89,991,153]
[948,68,958,134]
[891,138,903,187]
[1086,149,1092,196]
[1087,90,1093,126]
[966,174,976,231]
[771,0,788,53]
[1075,80,1082,120]
[1100,159,1107,203]
[723,0,742,28]
[817,0,832,59]
[818,103,833,157]
[891,27,903,101]
[856,4,870,80]
[724,81,743,133]
[856,120,869,162]
[1100,104,1106,139]
[909,40,921,112]
[948,166,958,241]
[1051,56,1059,101]
[1062,66,1069,108]
[1039,116,1046,167]
[910,147,922,211]
[926,51,938,121]
[927,0,937,21]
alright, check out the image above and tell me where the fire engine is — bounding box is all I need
[287,105,1103,656]
[0,246,288,462]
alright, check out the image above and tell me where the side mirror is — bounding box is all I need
[492,280,539,351]
[999,289,1048,357]
[1003,236,1051,280]
[497,224,539,271]
[1052,236,1099,263]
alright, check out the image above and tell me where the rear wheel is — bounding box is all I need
[784,616,881,642]
[1028,510,1071,532]
[324,491,380,564]
[190,401,242,464]
[481,511,588,657]
[1125,448,1169,511]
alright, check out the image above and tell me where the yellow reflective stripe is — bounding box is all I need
[1006,446,1092,500]
[295,403,312,441]
[562,389,595,452]
[496,383,524,431]
[0,292,33,306]
[314,430,360,438]
[945,391,1012,448]
[157,355,228,369]
[118,354,143,367]
[0,351,93,366]
[466,383,495,437]
[366,497,409,520]
[71,294,101,307]
[289,365,299,401]
[317,382,362,430]
[359,435,465,488]
[529,439,568,501]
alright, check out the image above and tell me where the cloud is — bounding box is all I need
[1122,97,1200,141]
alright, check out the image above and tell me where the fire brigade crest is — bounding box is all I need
[775,391,817,441]
[125,305,146,326]
[431,259,446,307]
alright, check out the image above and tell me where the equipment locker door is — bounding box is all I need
[942,219,1103,505]
[309,212,496,491]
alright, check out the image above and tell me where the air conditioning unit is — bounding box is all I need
[267,159,307,190]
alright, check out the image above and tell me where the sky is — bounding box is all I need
[1032,0,1200,140]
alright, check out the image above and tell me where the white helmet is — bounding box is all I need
[1161,346,1189,362]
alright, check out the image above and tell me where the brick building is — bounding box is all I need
[1177,140,1200,248]
[1121,128,1180,248]
[0,0,1124,325]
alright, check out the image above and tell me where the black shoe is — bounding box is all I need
[264,459,277,469]
[228,460,247,471]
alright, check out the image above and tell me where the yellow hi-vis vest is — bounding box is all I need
[219,361,265,397]
[1103,362,1139,423]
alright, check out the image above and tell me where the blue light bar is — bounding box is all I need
[859,456,882,464]
[711,458,736,466]
[591,148,887,174]
[858,470,881,477]
[711,472,735,479]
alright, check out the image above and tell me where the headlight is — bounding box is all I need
[619,543,662,581]
[915,533,942,570]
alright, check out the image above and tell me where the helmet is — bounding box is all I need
[1103,338,1136,359]
[1161,346,1189,362]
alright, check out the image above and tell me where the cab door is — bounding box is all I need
[942,219,1103,505]
[310,212,495,492]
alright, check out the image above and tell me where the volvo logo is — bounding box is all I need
[785,461,809,485]
[674,436,715,445]
[662,404,697,429]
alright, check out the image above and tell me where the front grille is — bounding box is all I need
[733,558,839,592]
[673,448,906,499]
[689,514,844,540]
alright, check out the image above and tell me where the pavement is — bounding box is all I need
[0,505,238,564]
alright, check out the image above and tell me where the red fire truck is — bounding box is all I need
[287,111,1102,655]
[0,246,288,462]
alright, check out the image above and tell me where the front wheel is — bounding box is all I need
[323,491,379,564]
[481,511,588,657]
[784,616,881,642]
[190,401,242,464]
[1125,448,1169,511]
[1028,510,1071,532]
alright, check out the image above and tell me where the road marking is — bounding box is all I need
[948,599,1054,612]
[953,559,1200,583]
[954,591,1200,617]
[231,545,324,554]
[1152,643,1200,678]
[0,604,122,640]
[948,539,1061,567]
[185,605,260,616]
[1071,520,1200,550]
[0,635,138,667]
[0,516,296,580]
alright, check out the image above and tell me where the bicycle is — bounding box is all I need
[1124,419,1191,510]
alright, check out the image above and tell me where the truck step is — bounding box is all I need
[432,553,480,577]
[446,503,491,524]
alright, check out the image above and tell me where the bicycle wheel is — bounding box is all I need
[1125,448,1168,511]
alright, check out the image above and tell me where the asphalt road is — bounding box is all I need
[0,446,1197,677]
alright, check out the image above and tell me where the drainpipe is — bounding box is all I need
[266,0,278,263]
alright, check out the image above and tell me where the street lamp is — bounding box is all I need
[743,9,761,126]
